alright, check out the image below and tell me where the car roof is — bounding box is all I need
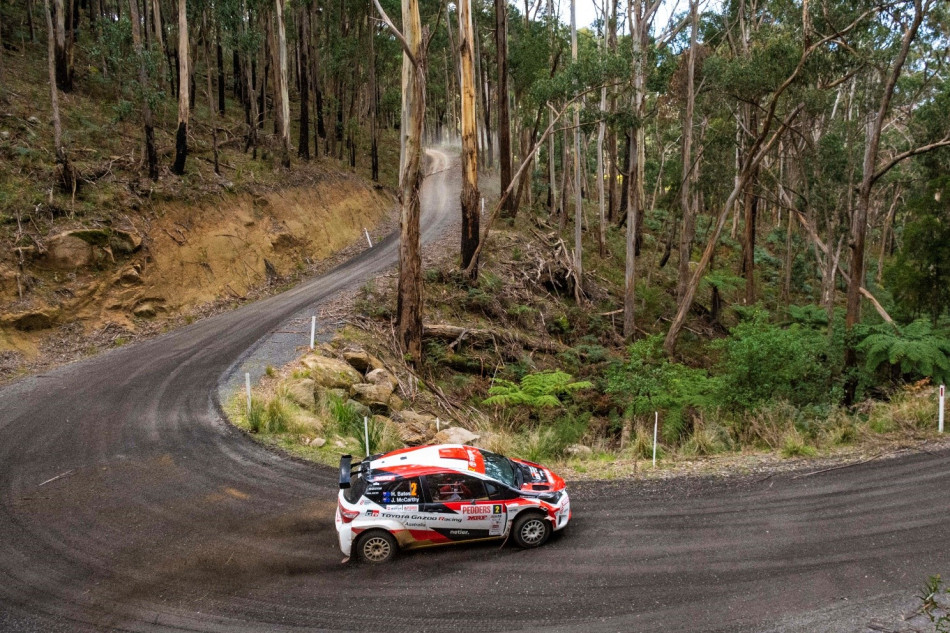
[370,444,489,478]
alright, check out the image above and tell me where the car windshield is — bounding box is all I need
[479,449,517,488]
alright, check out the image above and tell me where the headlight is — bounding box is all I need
[539,490,563,504]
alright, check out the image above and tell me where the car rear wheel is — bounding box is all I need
[355,530,397,563]
[512,513,551,549]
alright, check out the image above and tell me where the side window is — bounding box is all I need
[426,473,489,502]
[485,481,519,501]
[382,477,421,505]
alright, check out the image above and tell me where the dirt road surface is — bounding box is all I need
[1,148,948,633]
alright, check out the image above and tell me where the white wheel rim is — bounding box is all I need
[520,519,547,546]
[362,536,392,562]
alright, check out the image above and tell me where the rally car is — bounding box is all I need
[336,444,571,563]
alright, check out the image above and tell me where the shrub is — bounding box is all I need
[246,397,266,433]
[780,429,817,458]
[712,310,840,410]
[263,397,292,434]
[606,335,717,443]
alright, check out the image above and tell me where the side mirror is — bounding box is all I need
[339,454,352,489]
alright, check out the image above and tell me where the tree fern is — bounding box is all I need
[484,371,592,409]
[857,319,950,384]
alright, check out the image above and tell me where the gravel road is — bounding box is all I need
[1,147,948,633]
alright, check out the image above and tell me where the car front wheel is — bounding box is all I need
[512,513,551,549]
[355,530,397,563]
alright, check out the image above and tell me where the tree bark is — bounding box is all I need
[459,0,480,279]
[202,10,219,175]
[52,0,72,91]
[496,0,513,217]
[44,0,75,194]
[128,0,158,180]
[171,0,189,175]
[274,0,291,167]
[571,0,584,295]
[676,0,698,303]
[368,6,379,181]
[372,0,427,364]
[297,8,311,160]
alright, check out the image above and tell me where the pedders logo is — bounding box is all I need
[462,504,503,515]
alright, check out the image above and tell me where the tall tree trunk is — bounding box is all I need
[171,0,189,175]
[571,0,583,295]
[676,0,698,302]
[52,0,72,91]
[844,0,926,401]
[216,27,225,115]
[128,0,158,180]
[203,10,219,174]
[373,0,426,364]
[368,7,379,181]
[459,0,480,279]
[740,107,760,304]
[273,0,291,166]
[298,8,311,161]
[496,0,513,217]
[44,0,75,194]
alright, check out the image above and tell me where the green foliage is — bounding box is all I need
[712,310,841,410]
[857,320,950,385]
[918,575,950,633]
[606,336,717,443]
[484,371,592,410]
[246,397,266,433]
[885,178,950,323]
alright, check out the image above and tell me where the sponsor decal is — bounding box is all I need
[449,530,470,536]
[373,475,396,482]
[489,515,504,536]
[387,504,419,512]
[461,504,504,515]
[366,509,379,517]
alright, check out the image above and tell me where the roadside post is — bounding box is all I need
[245,372,252,414]
[310,316,316,350]
[364,416,370,456]
[653,411,658,468]
[364,228,373,248]
[940,385,945,433]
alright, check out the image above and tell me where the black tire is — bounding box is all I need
[512,512,551,549]
[354,530,398,564]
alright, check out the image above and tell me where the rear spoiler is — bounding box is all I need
[339,453,383,489]
[339,454,353,489]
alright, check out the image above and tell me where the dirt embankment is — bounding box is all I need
[0,171,393,372]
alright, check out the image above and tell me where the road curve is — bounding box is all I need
[1,148,949,633]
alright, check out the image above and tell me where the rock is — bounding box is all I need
[366,368,398,390]
[301,354,362,389]
[346,399,372,419]
[117,267,142,285]
[132,299,166,318]
[43,232,93,269]
[433,427,480,445]
[27,116,40,126]
[308,437,327,448]
[342,348,386,373]
[372,414,402,444]
[350,382,395,412]
[3,309,57,331]
[110,229,143,254]
[393,410,441,445]
[387,393,404,412]
[68,228,112,247]
[565,444,593,457]
[285,378,316,410]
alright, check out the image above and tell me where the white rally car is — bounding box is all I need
[336,444,571,563]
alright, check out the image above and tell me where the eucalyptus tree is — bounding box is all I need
[171,0,190,175]
[459,0,481,279]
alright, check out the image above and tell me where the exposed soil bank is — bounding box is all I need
[0,171,393,376]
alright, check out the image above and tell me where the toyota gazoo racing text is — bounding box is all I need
[335,444,571,563]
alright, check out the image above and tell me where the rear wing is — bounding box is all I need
[339,454,353,489]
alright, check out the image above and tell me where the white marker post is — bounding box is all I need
[364,416,370,456]
[363,228,373,248]
[481,198,485,216]
[653,412,658,468]
[245,372,252,414]
[309,316,316,350]
[940,384,945,433]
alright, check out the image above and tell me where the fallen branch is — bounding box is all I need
[423,323,567,355]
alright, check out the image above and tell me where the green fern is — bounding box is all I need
[484,370,592,409]
[857,320,950,384]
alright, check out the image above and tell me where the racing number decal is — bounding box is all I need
[410,481,418,497]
